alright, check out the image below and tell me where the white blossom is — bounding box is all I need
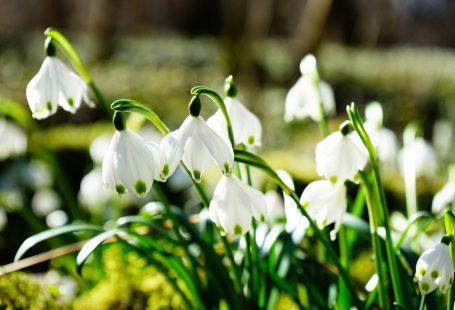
[316,130,369,183]
[415,243,454,295]
[26,57,93,119]
[78,167,112,208]
[209,175,267,236]
[399,137,438,179]
[0,119,27,160]
[151,132,183,182]
[102,129,159,197]
[174,115,234,182]
[300,180,347,240]
[207,97,262,147]
[432,180,455,214]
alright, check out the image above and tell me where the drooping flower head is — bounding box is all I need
[284,54,335,122]
[174,95,234,182]
[207,76,262,148]
[399,136,438,179]
[300,180,347,240]
[414,240,454,295]
[0,118,27,160]
[316,121,369,183]
[432,165,455,214]
[26,38,93,119]
[209,175,267,237]
[102,113,159,197]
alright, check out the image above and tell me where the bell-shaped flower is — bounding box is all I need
[0,119,27,160]
[301,180,347,240]
[26,56,93,119]
[284,76,335,122]
[285,55,335,122]
[398,137,438,179]
[207,97,262,147]
[175,115,234,182]
[209,175,267,237]
[147,132,183,182]
[363,102,399,164]
[415,242,454,295]
[316,128,369,183]
[102,129,159,197]
[432,167,455,214]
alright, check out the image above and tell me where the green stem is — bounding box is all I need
[312,76,329,137]
[418,294,425,310]
[358,171,390,310]
[347,103,405,307]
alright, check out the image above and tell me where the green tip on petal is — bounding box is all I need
[67,97,74,107]
[116,184,126,194]
[418,268,426,276]
[430,270,439,280]
[302,201,309,209]
[134,180,147,195]
[329,175,338,184]
[46,101,53,111]
[248,136,255,145]
[223,162,230,174]
[233,224,243,236]
[160,164,169,180]
[193,170,201,183]
[260,214,265,223]
[421,282,430,294]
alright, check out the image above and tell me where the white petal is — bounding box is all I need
[225,98,262,147]
[194,117,234,174]
[182,136,212,182]
[432,182,455,214]
[102,131,123,193]
[157,131,183,181]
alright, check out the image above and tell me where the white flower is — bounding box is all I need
[175,115,234,182]
[415,243,454,295]
[432,179,455,214]
[102,129,159,197]
[207,97,262,147]
[89,134,111,164]
[0,119,27,160]
[363,102,398,164]
[300,180,347,240]
[78,167,112,208]
[284,76,335,122]
[26,57,93,119]
[264,190,285,224]
[276,169,309,243]
[209,175,267,236]
[398,137,438,178]
[316,130,369,183]
[150,132,183,182]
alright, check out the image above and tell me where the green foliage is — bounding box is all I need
[0,272,65,310]
[73,244,184,310]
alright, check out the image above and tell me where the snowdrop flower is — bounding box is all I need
[300,180,347,240]
[264,190,286,224]
[414,241,454,295]
[276,170,309,243]
[0,119,27,160]
[209,175,267,237]
[316,122,369,183]
[26,40,93,119]
[149,132,183,182]
[78,167,112,209]
[174,96,234,182]
[363,102,398,164]
[102,114,159,196]
[398,137,438,178]
[285,55,335,122]
[432,166,455,214]
[207,76,262,147]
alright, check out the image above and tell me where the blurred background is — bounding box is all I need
[1,1,455,307]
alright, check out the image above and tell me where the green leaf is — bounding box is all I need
[44,27,91,82]
[0,98,35,129]
[76,229,124,274]
[111,99,169,135]
[15,224,103,261]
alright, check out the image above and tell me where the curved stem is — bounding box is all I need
[190,86,235,148]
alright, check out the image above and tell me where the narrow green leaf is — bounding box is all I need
[76,229,124,274]
[15,224,103,261]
